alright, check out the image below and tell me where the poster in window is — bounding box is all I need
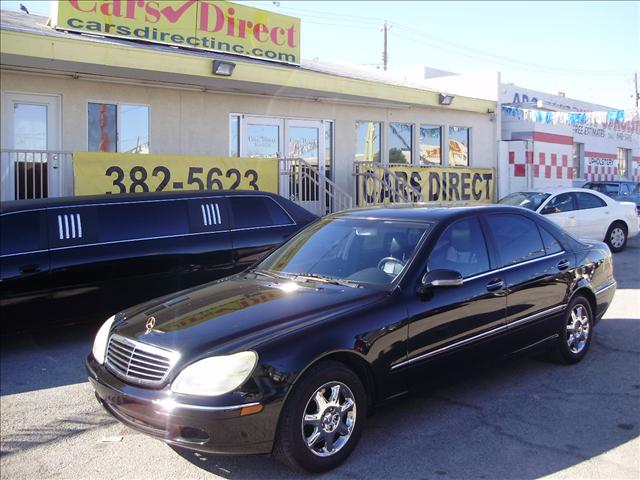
[88,103,116,152]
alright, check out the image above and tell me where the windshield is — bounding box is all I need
[583,183,618,195]
[256,217,431,286]
[498,192,550,211]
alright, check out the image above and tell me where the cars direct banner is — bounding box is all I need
[53,0,301,65]
[355,164,495,205]
[73,152,279,195]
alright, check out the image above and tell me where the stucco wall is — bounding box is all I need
[1,71,498,197]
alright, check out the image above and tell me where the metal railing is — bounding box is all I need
[279,158,353,216]
[353,161,424,207]
[1,150,73,201]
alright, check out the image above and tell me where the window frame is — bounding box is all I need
[355,120,383,163]
[388,122,413,165]
[419,124,443,166]
[448,126,471,167]
[87,100,150,153]
[616,147,631,178]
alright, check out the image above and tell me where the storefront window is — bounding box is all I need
[617,147,630,178]
[88,103,149,153]
[419,124,442,165]
[247,123,280,158]
[572,142,584,179]
[229,115,240,156]
[355,121,381,162]
[449,126,469,166]
[389,123,412,164]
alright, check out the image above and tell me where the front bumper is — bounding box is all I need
[86,355,278,455]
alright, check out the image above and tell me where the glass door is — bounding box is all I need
[286,119,325,214]
[240,116,283,158]
[2,93,60,200]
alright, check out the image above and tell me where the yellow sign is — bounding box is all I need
[73,152,279,195]
[54,1,301,65]
[356,164,495,206]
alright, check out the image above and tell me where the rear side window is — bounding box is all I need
[539,226,563,254]
[0,211,44,255]
[544,193,576,213]
[485,214,546,266]
[98,200,189,242]
[576,192,606,209]
[230,196,293,229]
[428,217,490,278]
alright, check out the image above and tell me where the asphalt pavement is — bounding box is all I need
[1,237,639,480]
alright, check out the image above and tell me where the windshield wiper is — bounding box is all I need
[250,269,290,281]
[290,273,361,288]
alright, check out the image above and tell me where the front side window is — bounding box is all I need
[388,123,412,164]
[576,192,607,209]
[543,193,577,213]
[355,121,381,162]
[419,124,442,165]
[485,214,546,266]
[427,217,490,278]
[258,217,431,286]
[88,103,149,153]
[449,126,470,166]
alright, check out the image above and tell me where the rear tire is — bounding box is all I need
[273,360,367,473]
[605,222,627,253]
[551,295,593,365]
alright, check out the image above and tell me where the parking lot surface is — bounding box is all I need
[1,238,639,480]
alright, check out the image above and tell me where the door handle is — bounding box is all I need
[20,264,41,274]
[557,259,570,271]
[486,278,504,292]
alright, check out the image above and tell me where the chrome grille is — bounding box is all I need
[105,334,179,386]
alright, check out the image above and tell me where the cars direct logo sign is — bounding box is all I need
[356,165,495,205]
[54,0,301,65]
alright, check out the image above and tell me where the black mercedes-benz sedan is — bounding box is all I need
[87,205,616,472]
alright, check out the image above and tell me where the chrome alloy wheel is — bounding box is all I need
[301,381,356,457]
[566,304,590,354]
[610,227,626,249]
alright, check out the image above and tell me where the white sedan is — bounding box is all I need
[498,187,640,252]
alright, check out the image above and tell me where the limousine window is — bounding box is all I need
[486,214,546,266]
[230,196,292,229]
[428,217,490,278]
[98,200,189,242]
[1,212,42,255]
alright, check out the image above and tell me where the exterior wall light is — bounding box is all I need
[439,94,455,106]
[212,60,236,76]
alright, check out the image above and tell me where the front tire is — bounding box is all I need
[274,360,367,473]
[551,295,594,364]
[605,222,627,253]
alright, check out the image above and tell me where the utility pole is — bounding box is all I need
[382,20,389,71]
[635,71,639,107]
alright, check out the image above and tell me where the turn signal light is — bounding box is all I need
[240,404,264,416]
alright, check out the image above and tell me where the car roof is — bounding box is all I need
[512,187,607,195]
[332,204,531,222]
[0,190,277,214]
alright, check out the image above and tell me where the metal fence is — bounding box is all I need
[279,158,353,216]
[1,150,73,201]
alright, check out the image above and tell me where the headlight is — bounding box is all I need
[92,315,115,364]
[171,351,258,396]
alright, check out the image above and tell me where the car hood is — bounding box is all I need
[112,273,386,357]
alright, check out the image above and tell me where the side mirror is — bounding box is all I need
[540,205,557,215]
[420,269,463,293]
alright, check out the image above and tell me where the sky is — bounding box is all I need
[2,0,639,109]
